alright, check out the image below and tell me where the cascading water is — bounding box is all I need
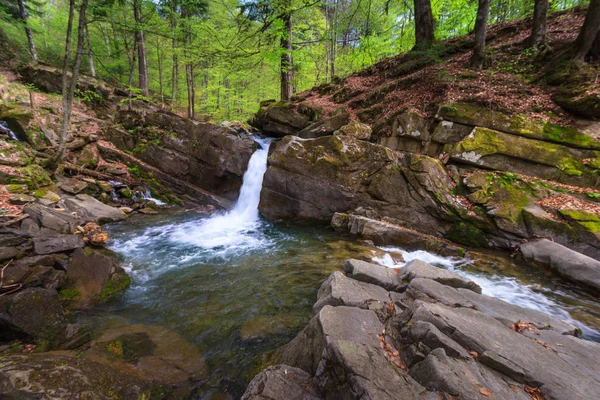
[169,137,272,251]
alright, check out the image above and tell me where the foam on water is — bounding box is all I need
[374,246,599,339]
[168,137,272,250]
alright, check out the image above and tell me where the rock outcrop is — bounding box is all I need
[108,109,257,200]
[244,259,600,399]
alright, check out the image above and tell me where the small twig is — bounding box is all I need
[0,214,28,226]
[0,259,13,287]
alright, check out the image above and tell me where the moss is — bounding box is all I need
[444,222,488,248]
[59,288,80,301]
[454,127,507,156]
[13,164,52,189]
[559,209,600,233]
[96,272,131,303]
[7,184,28,193]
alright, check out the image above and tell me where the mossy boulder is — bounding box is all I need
[450,127,600,187]
[334,120,372,140]
[438,102,600,149]
[559,209,600,235]
[0,140,32,167]
[8,164,53,189]
[251,101,311,137]
[77,143,100,169]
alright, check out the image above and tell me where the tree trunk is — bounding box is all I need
[156,37,164,107]
[469,0,491,69]
[85,24,95,78]
[17,0,38,62]
[527,0,548,48]
[413,0,435,49]
[103,22,111,57]
[589,30,600,61]
[572,0,600,62]
[51,0,88,169]
[186,63,194,119]
[171,22,178,108]
[133,0,149,96]
[280,11,293,101]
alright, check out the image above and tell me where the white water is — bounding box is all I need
[373,246,599,339]
[169,137,273,252]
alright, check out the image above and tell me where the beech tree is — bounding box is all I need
[571,0,600,62]
[413,0,435,49]
[527,0,548,48]
[470,0,490,69]
[16,0,38,61]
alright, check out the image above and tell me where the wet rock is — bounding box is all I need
[58,178,88,194]
[242,365,321,400]
[240,314,306,342]
[119,206,133,214]
[519,238,600,293]
[97,180,112,192]
[312,271,391,316]
[32,234,84,255]
[401,260,482,293]
[297,112,350,139]
[63,194,126,223]
[64,247,128,309]
[344,259,404,291]
[0,352,151,398]
[84,324,207,387]
[0,287,67,348]
[139,207,159,214]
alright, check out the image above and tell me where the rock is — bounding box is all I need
[252,101,311,137]
[1,263,65,290]
[139,207,159,214]
[0,139,33,167]
[0,287,67,348]
[97,180,112,192]
[32,188,60,204]
[77,143,100,169]
[242,365,321,400]
[64,247,128,309]
[297,112,350,139]
[32,234,84,255]
[119,206,133,214]
[315,340,434,400]
[312,271,391,316]
[0,352,151,398]
[58,178,88,194]
[8,193,35,205]
[449,126,599,187]
[400,260,482,293]
[275,305,383,374]
[83,324,207,387]
[519,239,600,293]
[437,102,600,149]
[377,110,431,153]
[240,314,306,342]
[63,194,126,223]
[344,259,404,291]
[334,120,372,140]
[118,187,133,199]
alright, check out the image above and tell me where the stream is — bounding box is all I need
[81,137,600,398]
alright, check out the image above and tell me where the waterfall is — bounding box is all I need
[169,137,273,251]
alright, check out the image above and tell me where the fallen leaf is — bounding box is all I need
[468,350,479,360]
[524,385,546,400]
[510,320,537,334]
[479,387,493,398]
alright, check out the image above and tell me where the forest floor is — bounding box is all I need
[298,6,598,131]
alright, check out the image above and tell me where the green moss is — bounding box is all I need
[559,209,600,233]
[96,272,131,303]
[59,288,80,301]
[454,127,507,156]
[7,184,28,193]
[444,222,488,248]
[13,164,52,189]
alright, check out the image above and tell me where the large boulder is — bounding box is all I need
[251,101,311,137]
[63,194,126,223]
[0,287,67,348]
[259,135,465,236]
[519,239,600,293]
[109,110,257,200]
[377,110,431,153]
[0,353,152,399]
[242,365,321,400]
[32,234,85,255]
[297,113,350,139]
[24,204,81,234]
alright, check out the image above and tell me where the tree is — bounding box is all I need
[280,0,293,101]
[413,0,435,49]
[571,0,600,62]
[469,0,490,68]
[16,0,38,61]
[527,0,548,48]
[133,0,149,96]
[50,0,89,169]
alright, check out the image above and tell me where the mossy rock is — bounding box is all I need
[438,102,600,149]
[10,164,52,189]
[559,209,600,234]
[553,90,600,120]
[444,222,489,248]
[96,269,131,303]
